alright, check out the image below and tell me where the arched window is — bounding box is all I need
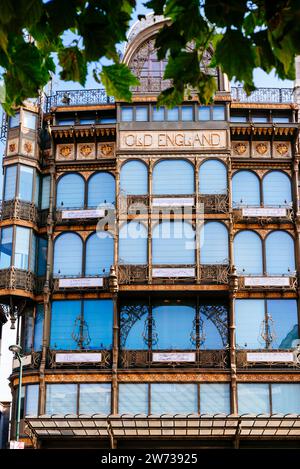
[152,221,195,265]
[232,171,260,207]
[263,171,292,206]
[87,172,115,207]
[266,231,295,275]
[234,231,263,274]
[152,305,195,349]
[119,221,147,264]
[153,160,194,195]
[53,233,83,276]
[199,160,227,194]
[85,232,114,276]
[120,161,148,195]
[56,173,84,209]
[200,222,229,264]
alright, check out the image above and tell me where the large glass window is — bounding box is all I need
[153,160,194,195]
[212,105,225,120]
[87,172,115,207]
[37,237,47,276]
[152,106,164,121]
[56,173,84,209]
[120,161,148,195]
[199,160,227,195]
[166,107,179,121]
[41,175,50,209]
[198,106,210,120]
[18,166,34,202]
[85,232,114,276]
[9,112,20,128]
[272,384,300,414]
[135,106,148,121]
[234,231,263,274]
[4,165,17,201]
[53,232,83,276]
[120,303,149,350]
[238,383,300,414]
[22,111,37,130]
[46,383,111,415]
[232,171,260,207]
[50,300,113,350]
[20,384,39,418]
[151,383,198,414]
[0,227,13,268]
[152,305,195,349]
[199,222,228,264]
[118,383,148,414]
[263,171,292,206]
[200,384,230,414]
[182,106,193,121]
[265,231,295,275]
[23,305,44,353]
[119,222,147,264]
[152,221,195,265]
[121,107,133,121]
[14,226,30,270]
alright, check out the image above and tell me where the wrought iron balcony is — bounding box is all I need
[236,349,299,369]
[45,89,115,112]
[118,264,148,284]
[1,200,39,224]
[233,205,294,224]
[0,268,36,294]
[238,274,297,290]
[120,349,229,369]
[51,275,110,292]
[199,264,230,284]
[198,194,229,214]
[231,87,294,103]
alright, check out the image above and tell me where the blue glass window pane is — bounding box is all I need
[0,227,13,268]
[79,118,95,124]
[87,172,115,207]
[23,111,37,130]
[79,383,111,414]
[152,305,195,349]
[182,106,193,121]
[119,222,147,264]
[100,117,116,124]
[153,106,164,121]
[272,384,300,414]
[266,231,295,275]
[252,116,268,123]
[118,384,148,414]
[152,221,195,265]
[25,385,39,416]
[136,106,148,121]
[199,160,227,195]
[120,161,148,195]
[4,165,17,200]
[24,311,33,353]
[213,106,225,120]
[267,300,298,349]
[200,222,228,264]
[56,173,84,209]
[120,303,149,350]
[151,384,198,414]
[121,107,133,121]
[230,116,247,122]
[235,299,265,349]
[37,237,47,276]
[34,172,40,206]
[57,119,75,125]
[9,113,20,128]
[30,232,36,272]
[232,171,260,207]
[50,300,81,350]
[263,171,292,206]
[234,231,263,274]
[238,383,270,414]
[18,166,34,202]
[41,176,50,209]
[15,226,30,269]
[34,304,44,351]
[46,384,77,414]
[153,160,194,195]
[272,116,290,123]
[85,232,114,276]
[83,300,113,350]
[201,305,228,349]
[53,233,83,276]
[200,384,230,414]
[198,106,210,120]
[166,107,179,121]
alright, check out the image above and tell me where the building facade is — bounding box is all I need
[1,16,300,448]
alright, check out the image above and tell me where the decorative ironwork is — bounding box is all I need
[236,349,298,369]
[1,200,39,224]
[0,268,36,293]
[118,265,148,284]
[199,264,230,284]
[200,305,229,348]
[38,209,49,226]
[51,275,109,292]
[120,304,150,348]
[71,315,91,349]
[233,207,294,225]
[45,89,114,112]
[120,350,151,368]
[47,350,112,369]
[259,313,276,349]
[122,195,149,214]
[231,86,293,103]
[238,275,297,290]
[198,194,229,214]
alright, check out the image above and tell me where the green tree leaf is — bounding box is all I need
[100,64,140,101]
[58,47,87,86]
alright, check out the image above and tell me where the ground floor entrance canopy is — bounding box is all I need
[25,413,300,449]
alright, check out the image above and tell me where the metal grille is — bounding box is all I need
[231,87,294,103]
[45,89,115,112]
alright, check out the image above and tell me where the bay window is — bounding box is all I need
[3,164,39,204]
[0,226,36,271]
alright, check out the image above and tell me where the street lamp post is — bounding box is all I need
[9,344,23,442]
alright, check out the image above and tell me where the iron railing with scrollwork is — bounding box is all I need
[1,200,39,224]
[231,87,293,103]
[47,350,112,369]
[198,194,229,214]
[236,349,298,369]
[45,89,115,112]
[199,264,230,284]
[0,268,36,293]
[120,349,229,369]
[118,264,148,284]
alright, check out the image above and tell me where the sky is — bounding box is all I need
[0,1,296,404]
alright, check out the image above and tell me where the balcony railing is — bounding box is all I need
[231,87,294,103]
[45,89,115,112]
[1,200,39,224]
[47,349,112,369]
[236,349,299,368]
[0,268,36,294]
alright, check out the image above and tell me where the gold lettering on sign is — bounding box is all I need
[120,130,227,150]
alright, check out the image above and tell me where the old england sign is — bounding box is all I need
[119,130,228,151]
